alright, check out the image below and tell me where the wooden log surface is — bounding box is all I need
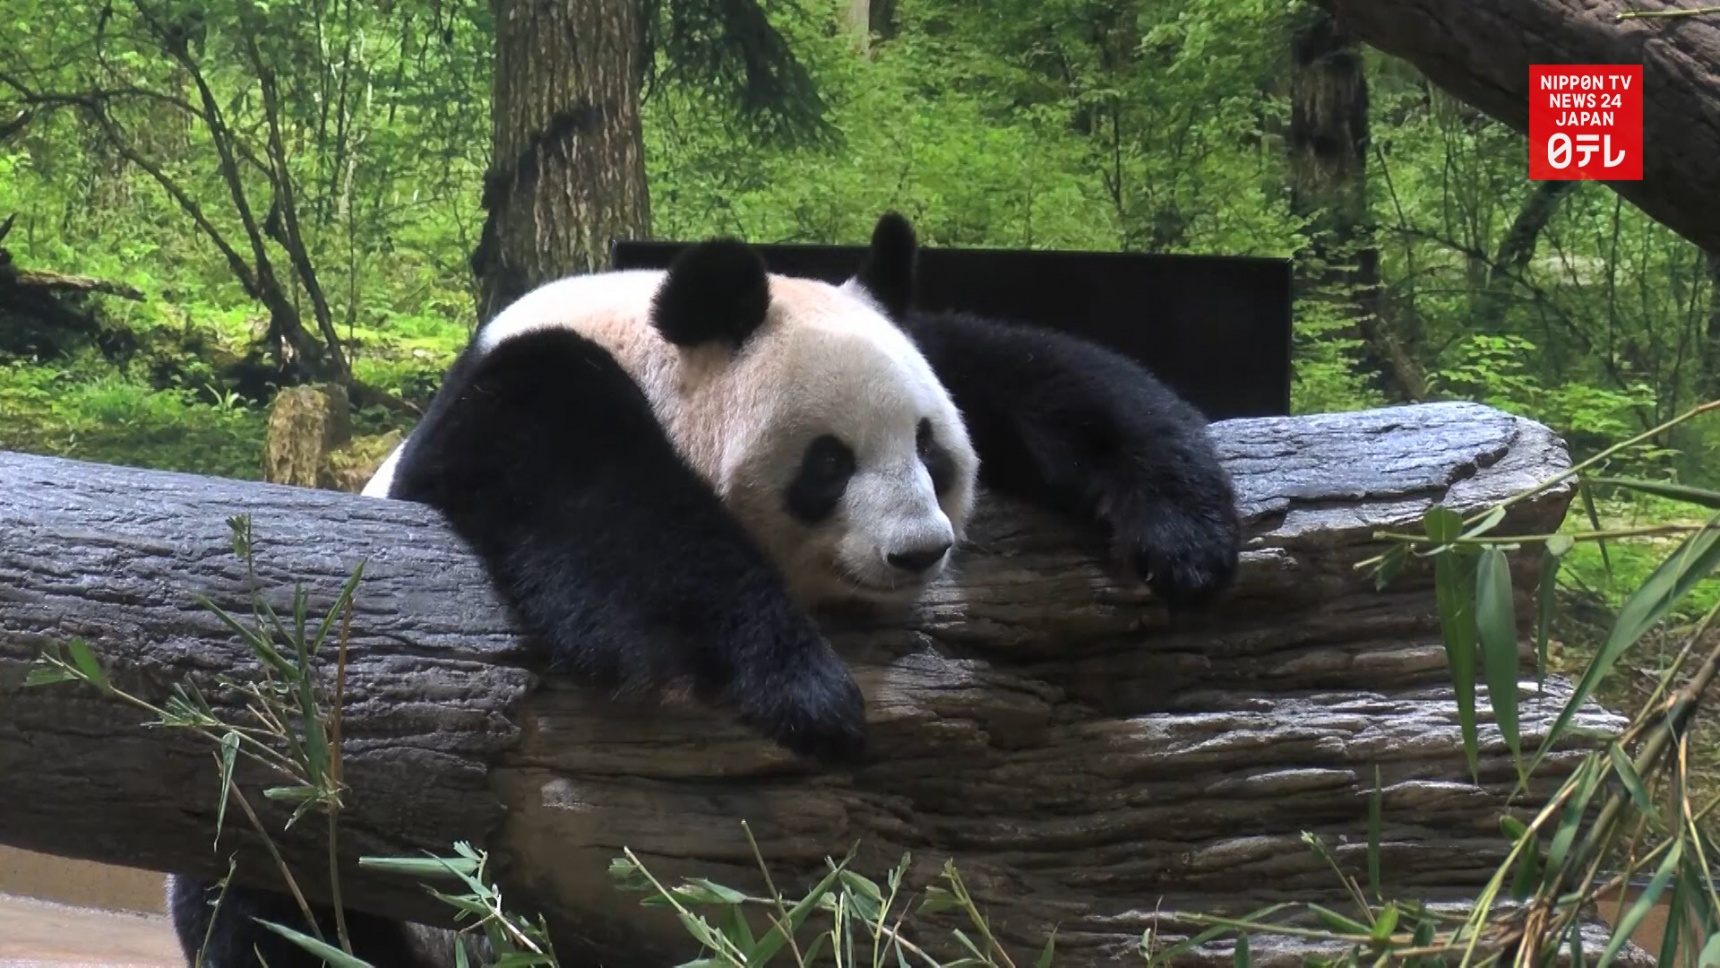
[1320,0,1720,256]
[0,401,1630,965]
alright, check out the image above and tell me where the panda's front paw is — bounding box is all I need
[734,650,868,766]
[1112,497,1242,608]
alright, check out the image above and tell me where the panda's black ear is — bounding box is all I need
[650,238,771,348]
[851,211,917,320]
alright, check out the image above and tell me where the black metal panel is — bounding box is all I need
[611,238,1292,420]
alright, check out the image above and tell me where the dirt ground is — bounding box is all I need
[0,847,177,967]
[0,893,179,967]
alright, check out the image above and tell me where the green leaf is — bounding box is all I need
[1658,876,1687,968]
[310,562,366,656]
[24,663,78,687]
[1599,841,1681,967]
[1501,815,1540,900]
[1371,904,1398,942]
[1036,927,1058,968]
[1474,547,1521,758]
[837,869,882,902]
[196,594,292,675]
[1535,537,1571,687]
[719,903,753,958]
[1233,932,1250,967]
[1606,743,1653,814]
[1308,904,1369,936]
[1699,930,1720,966]
[214,731,239,848]
[65,638,109,691]
[748,863,845,964]
[1577,480,1615,582]
[1423,506,1463,546]
[1432,542,1480,779]
[918,885,960,916]
[359,854,480,878]
[1534,515,1720,771]
[951,928,987,961]
[1461,505,1508,540]
[255,920,375,967]
[686,878,749,906]
[1587,477,1720,509]
[1374,544,1408,591]
[1544,759,1602,882]
[263,784,318,803]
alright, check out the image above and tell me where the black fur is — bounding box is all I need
[844,212,1241,608]
[172,212,1239,967]
[915,417,957,497]
[784,433,858,524]
[394,328,865,753]
[649,238,772,348]
[171,327,865,968]
[851,211,916,319]
[167,875,439,968]
[900,307,1241,606]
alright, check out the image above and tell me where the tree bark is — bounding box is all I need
[1318,0,1720,256]
[0,403,1627,965]
[471,0,652,324]
[1288,6,1426,403]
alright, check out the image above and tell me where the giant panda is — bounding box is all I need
[167,211,1242,967]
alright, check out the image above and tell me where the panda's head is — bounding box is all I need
[648,214,978,607]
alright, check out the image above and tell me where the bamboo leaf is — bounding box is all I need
[1606,743,1654,814]
[1699,931,1720,966]
[256,920,375,967]
[1535,536,1571,688]
[1580,480,1613,576]
[1433,543,1480,778]
[24,663,78,687]
[1462,505,1508,539]
[65,637,109,691]
[1475,547,1521,758]
[1372,904,1398,941]
[213,732,239,849]
[749,863,845,964]
[1036,928,1058,968]
[1588,476,1720,509]
[1534,516,1720,771]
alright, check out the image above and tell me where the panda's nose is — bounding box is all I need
[886,542,952,575]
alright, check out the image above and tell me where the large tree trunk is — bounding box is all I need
[1288,6,1425,403]
[0,403,1634,965]
[470,0,652,324]
[1317,0,1720,256]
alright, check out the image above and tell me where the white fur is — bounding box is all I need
[363,268,979,608]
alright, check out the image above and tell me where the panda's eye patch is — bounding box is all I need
[917,418,955,496]
[785,434,857,524]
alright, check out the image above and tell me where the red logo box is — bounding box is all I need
[1528,65,1643,181]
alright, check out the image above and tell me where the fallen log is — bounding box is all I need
[1320,0,1720,256]
[0,401,1629,965]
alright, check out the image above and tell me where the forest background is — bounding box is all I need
[3,0,1718,732]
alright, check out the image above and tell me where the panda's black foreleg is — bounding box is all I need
[167,874,430,967]
[900,309,1241,607]
[392,328,867,763]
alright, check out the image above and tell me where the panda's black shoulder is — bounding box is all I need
[900,307,1209,426]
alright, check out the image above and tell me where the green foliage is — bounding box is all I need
[0,358,267,479]
[6,0,1718,490]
